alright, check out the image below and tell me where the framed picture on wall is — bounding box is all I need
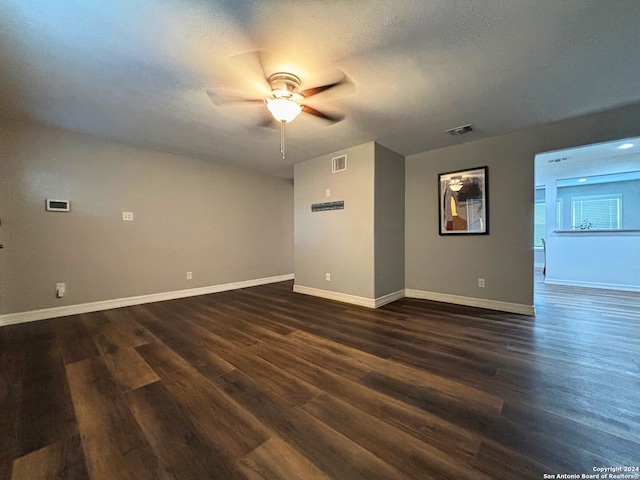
[438,166,488,235]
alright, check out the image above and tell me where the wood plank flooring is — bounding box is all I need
[1,272,639,479]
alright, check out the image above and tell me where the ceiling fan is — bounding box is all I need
[207,64,351,160]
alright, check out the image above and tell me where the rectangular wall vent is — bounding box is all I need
[46,199,70,212]
[332,155,347,173]
[446,124,474,137]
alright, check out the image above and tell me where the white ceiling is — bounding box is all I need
[536,137,640,166]
[535,136,640,185]
[2,1,640,178]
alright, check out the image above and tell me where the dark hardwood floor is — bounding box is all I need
[1,272,639,479]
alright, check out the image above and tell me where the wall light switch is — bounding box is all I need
[56,283,65,298]
[326,273,331,281]
[325,189,331,197]
[122,212,134,221]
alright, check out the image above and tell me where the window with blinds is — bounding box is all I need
[556,199,563,230]
[534,187,545,247]
[571,195,621,230]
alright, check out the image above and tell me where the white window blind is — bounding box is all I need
[571,195,621,230]
[534,187,545,247]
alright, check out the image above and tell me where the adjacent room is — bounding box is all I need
[534,137,640,293]
[1,2,639,479]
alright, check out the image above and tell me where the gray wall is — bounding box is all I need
[0,120,294,315]
[406,103,640,307]
[294,142,375,298]
[374,143,405,297]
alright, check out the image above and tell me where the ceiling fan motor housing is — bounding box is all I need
[269,73,301,97]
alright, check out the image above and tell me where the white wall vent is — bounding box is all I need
[46,199,70,212]
[332,155,347,173]
[548,157,568,164]
[446,124,474,137]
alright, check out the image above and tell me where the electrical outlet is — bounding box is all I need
[325,273,331,281]
[186,271,193,280]
[122,211,134,221]
[56,283,65,298]
[325,189,331,197]
[478,278,485,288]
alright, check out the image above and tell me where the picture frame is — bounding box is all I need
[438,166,488,235]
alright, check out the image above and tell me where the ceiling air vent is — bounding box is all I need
[332,155,347,173]
[446,124,474,137]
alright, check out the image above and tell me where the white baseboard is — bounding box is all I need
[293,285,535,314]
[374,289,406,308]
[293,285,405,309]
[0,274,294,327]
[544,278,640,292]
[404,289,535,316]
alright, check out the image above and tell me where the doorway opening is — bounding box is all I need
[533,136,640,303]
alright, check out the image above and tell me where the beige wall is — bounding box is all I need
[374,143,405,298]
[294,142,405,304]
[405,103,640,308]
[294,142,376,299]
[0,120,293,315]
[4,103,639,317]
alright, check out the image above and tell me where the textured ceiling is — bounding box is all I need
[2,1,640,177]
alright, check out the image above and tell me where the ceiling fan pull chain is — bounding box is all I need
[280,121,286,160]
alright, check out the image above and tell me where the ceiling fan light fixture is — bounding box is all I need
[266,97,302,123]
[449,179,464,191]
[207,66,348,161]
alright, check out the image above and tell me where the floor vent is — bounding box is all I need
[332,155,347,173]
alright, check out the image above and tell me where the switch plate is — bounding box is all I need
[56,283,65,298]
[122,211,134,221]
[325,189,331,197]
[186,271,193,280]
[326,273,331,281]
